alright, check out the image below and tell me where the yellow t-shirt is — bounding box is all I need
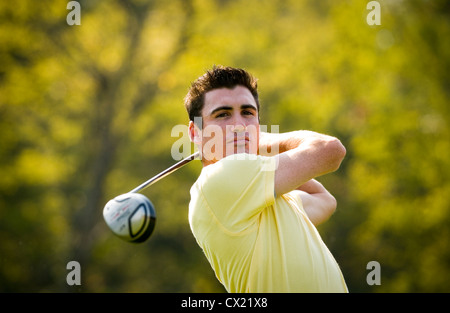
[189,154,348,293]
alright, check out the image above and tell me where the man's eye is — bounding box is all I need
[243,110,255,116]
[216,112,229,118]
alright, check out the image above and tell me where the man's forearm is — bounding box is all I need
[270,129,346,197]
[296,179,338,226]
[259,130,334,156]
[297,178,328,194]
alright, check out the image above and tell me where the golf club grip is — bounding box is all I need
[129,151,200,193]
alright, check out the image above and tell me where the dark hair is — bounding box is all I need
[184,65,259,123]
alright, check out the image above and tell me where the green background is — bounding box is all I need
[1,0,449,292]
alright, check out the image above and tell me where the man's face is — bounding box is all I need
[189,86,260,166]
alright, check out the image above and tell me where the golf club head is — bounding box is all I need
[103,193,156,243]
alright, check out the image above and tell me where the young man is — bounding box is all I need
[185,66,348,292]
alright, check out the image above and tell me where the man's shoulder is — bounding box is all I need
[202,154,276,179]
[191,154,276,203]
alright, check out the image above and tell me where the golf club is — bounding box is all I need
[103,151,200,243]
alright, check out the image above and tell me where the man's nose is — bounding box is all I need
[231,124,246,133]
[230,115,246,132]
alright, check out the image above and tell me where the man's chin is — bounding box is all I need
[226,143,258,155]
[200,144,258,166]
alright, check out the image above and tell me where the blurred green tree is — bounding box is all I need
[0,0,448,292]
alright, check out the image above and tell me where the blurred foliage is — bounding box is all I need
[0,0,449,292]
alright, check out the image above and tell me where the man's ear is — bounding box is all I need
[189,120,202,145]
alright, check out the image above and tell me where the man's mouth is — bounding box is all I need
[227,134,250,145]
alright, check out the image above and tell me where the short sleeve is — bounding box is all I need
[282,189,307,216]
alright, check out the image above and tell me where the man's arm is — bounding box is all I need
[259,130,346,195]
[296,179,337,225]
[259,130,345,224]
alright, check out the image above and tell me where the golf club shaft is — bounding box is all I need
[129,151,200,193]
